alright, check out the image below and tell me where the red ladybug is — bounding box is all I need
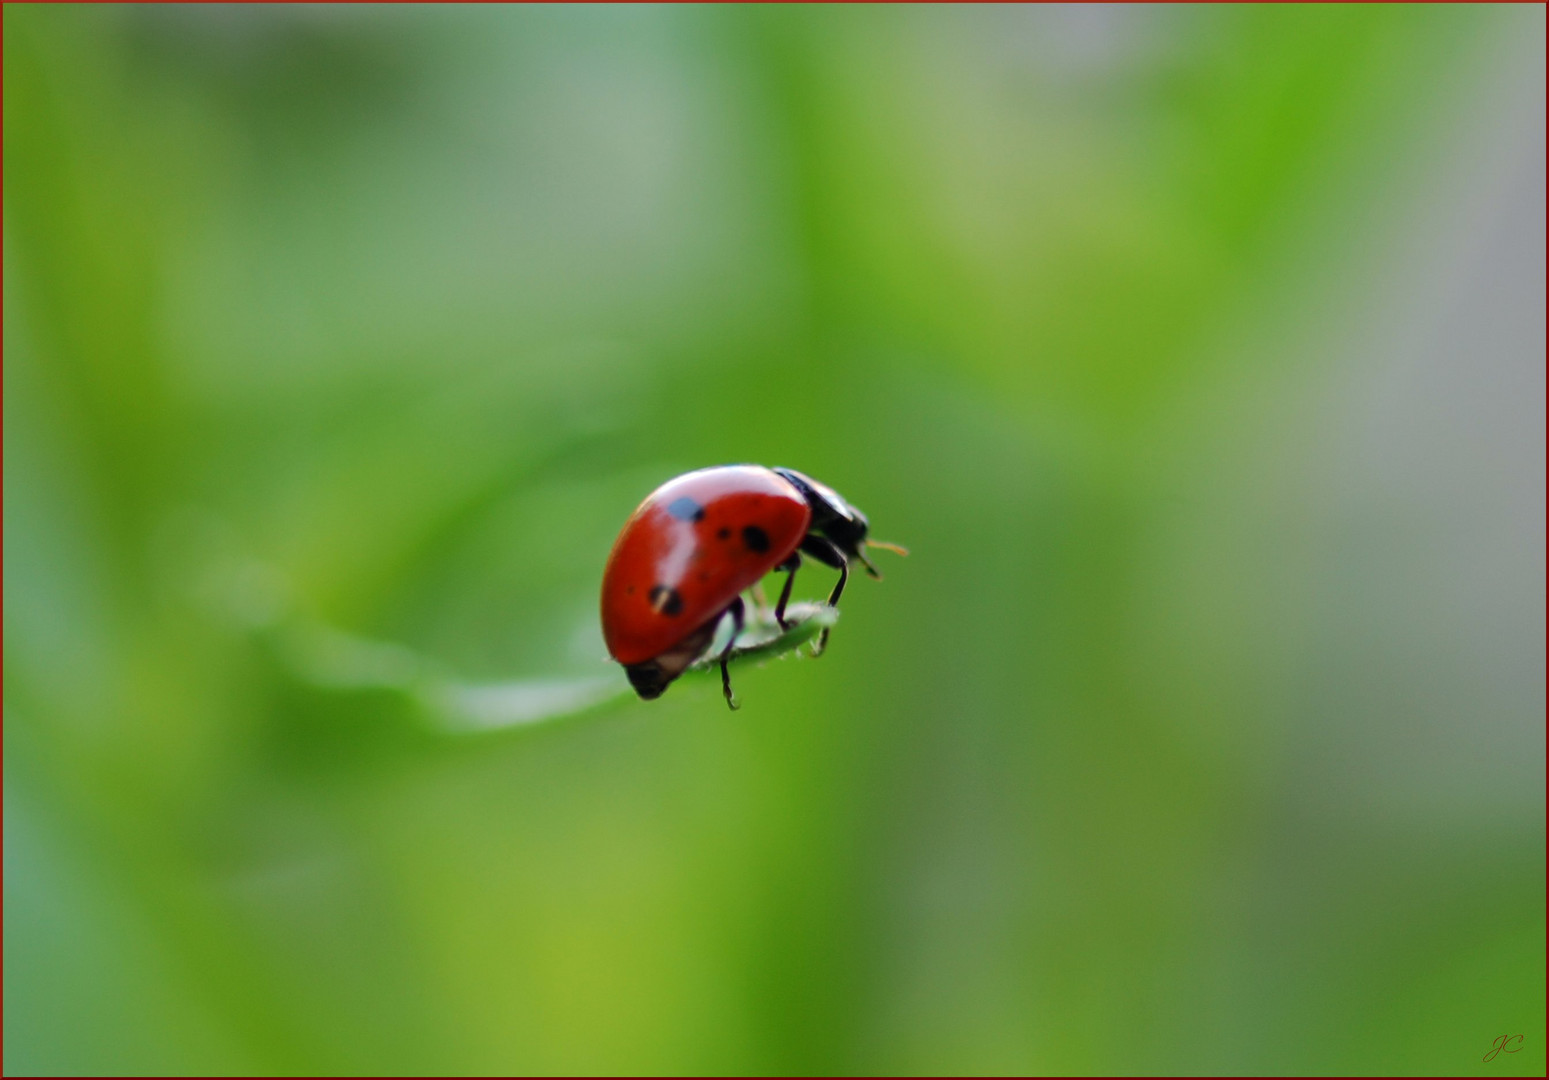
[600,465,905,708]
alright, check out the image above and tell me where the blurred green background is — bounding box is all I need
[5,4,1544,1076]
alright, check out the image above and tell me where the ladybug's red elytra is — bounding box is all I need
[600,465,905,708]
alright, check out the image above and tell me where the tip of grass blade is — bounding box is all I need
[687,602,838,674]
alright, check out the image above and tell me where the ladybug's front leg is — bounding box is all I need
[798,534,849,655]
[717,596,746,710]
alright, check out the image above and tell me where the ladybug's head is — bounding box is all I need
[774,467,885,579]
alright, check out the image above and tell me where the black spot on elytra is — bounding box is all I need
[666,497,705,523]
[716,527,731,540]
[742,525,770,553]
[648,584,684,617]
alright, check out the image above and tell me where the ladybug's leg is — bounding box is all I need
[717,596,746,711]
[773,552,801,630]
[798,534,849,655]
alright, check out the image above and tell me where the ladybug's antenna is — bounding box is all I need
[858,539,909,580]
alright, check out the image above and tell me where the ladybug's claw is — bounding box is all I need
[721,657,740,709]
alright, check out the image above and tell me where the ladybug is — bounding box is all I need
[600,465,906,708]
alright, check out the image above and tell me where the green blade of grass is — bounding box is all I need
[251,589,840,736]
